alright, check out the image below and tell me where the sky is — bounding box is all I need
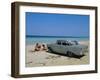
[26,12,89,37]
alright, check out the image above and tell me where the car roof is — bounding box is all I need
[57,40,68,42]
[57,40,67,41]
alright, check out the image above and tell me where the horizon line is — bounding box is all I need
[26,35,89,38]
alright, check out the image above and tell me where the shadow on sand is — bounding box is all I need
[47,50,85,59]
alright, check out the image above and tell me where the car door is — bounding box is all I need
[59,42,69,54]
[51,42,62,53]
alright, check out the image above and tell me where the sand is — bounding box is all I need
[25,41,89,67]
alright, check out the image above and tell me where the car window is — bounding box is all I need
[71,41,78,45]
[62,42,73,46]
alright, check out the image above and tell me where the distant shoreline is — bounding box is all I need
[26,35,89,38]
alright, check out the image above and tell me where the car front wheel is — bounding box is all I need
[66,51,73,57]
[48,47,53,52]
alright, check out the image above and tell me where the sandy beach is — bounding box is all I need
[25,41,89,67]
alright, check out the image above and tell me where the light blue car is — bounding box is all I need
[47,40,87,57]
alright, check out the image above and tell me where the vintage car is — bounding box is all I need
[47,40,87,57]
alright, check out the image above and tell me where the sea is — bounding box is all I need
[26,36,89,45]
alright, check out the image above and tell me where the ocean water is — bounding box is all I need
[26,37,89,45]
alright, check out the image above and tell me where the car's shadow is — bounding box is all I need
[47,51,85,59]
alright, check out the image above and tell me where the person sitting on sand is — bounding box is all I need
[42,44,47,51]
[34,43,41,51]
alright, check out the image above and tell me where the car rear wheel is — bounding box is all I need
[48,47,53,52]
